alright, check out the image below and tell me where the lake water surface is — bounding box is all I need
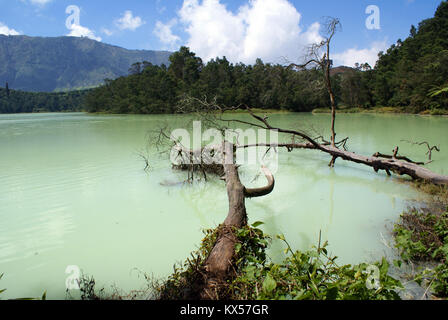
[0,112,447,299]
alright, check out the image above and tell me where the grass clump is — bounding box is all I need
[420,109,448,116]
[412,180,448,206]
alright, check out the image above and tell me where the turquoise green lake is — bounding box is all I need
[0,112,447,299]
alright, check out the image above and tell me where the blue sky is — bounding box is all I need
[0,0,443,67]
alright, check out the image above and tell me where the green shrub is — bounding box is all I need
[394,211,448,298]
[230,230,402,300]
[394,211,448,262]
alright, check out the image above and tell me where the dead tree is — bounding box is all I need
[289,17,341,154]
[163,138,274,299]
[199,141,274,299]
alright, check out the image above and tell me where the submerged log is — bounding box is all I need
[172,144,225,179]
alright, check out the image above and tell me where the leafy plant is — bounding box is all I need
[429,85,448,97]
[230,231,402,300]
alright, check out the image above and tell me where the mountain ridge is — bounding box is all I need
[0,35,172,92]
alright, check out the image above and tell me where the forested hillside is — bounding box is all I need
[0,35,171,92]
[366,0,448,111]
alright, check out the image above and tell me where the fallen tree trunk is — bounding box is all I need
[200,141,275,300]
[240,142,448,185]
[321,145,448,185]
[228,107,448,186]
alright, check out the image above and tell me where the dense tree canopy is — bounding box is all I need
[83,48,331,114]
[370,1,448,111]
[0,87,88,113]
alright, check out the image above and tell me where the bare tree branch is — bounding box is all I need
[401,140,441,163]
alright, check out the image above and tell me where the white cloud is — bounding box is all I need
[101,28,114,36]
[332,40,389,68]
[0,22,21,35]
[178,0,323,64]
[67,24,102,42]
[154,19,181,49]
[115,10,145,31]
[30,0,52,4]
[19,0,52,6]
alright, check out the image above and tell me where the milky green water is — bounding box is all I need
[0,112,447,299]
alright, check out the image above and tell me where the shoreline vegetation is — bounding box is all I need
[312,106,448,116]
[2,181,447,301]
[61,181,446,301]
[54,181,447,301]
[2,107,448,117]
[392,182,448,299]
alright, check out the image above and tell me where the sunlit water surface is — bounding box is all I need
[0,112,447,299]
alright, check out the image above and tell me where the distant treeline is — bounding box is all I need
[0,86,89,113]
[1,2,447,115]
